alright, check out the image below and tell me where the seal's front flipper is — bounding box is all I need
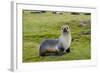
[66,47,70,53]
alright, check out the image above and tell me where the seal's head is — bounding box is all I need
[61,25,70,34]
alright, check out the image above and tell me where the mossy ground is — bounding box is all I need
[23,10,91,62]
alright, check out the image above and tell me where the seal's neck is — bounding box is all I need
[62,32,70,36]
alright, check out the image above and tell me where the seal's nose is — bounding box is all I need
[63,28,67,32]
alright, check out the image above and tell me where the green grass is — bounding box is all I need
[23,10,91,62]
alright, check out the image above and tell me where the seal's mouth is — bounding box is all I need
[63,28,68,33]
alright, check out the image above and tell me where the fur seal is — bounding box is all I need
[39,25,71,56]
